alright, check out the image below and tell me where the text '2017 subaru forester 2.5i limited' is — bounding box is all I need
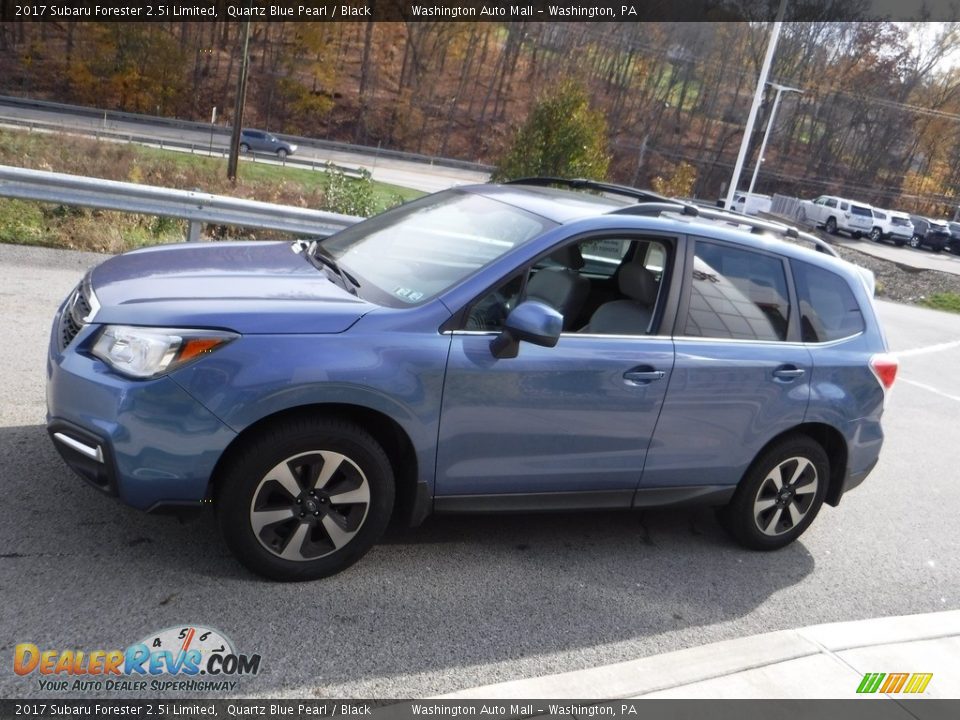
[47,179,898,581]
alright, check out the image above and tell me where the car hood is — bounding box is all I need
[88,241,374,334]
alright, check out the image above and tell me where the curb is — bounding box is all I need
[437,610,960,699]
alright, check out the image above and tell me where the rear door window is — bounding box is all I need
[682,241,790,342]
[792,261,865,343]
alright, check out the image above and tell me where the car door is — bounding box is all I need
[639,237,812,499]
[434,235,679,510]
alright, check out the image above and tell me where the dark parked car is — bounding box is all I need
[947,222,960,254]
[239,129,297,159]
[47,180,897,581]
[908,215,950,252]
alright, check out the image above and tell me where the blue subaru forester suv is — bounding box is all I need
[47,180,898,580]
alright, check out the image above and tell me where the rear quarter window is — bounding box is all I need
[792,261,865,343]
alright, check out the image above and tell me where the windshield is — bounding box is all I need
[320,190,553,307]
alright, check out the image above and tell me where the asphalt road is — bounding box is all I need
[1,243,958,700]
[0,104,490,193]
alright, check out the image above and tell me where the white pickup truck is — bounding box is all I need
[797,195,874,237]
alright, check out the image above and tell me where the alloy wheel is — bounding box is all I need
[249,451,370,561]
[752,456,819,537]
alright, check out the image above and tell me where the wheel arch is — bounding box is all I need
[208,403,425,526]
[747,423,848,507]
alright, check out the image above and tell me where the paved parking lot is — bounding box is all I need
[0,243,958,699]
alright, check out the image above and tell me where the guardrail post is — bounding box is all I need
[187,220,202,243]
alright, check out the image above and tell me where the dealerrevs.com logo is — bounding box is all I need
[13,625,261,693]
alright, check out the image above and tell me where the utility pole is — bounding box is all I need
[227,17,252,182]
[724,0,787,211]
[747,83,802,196]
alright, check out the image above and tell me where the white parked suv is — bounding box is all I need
[797,195,874,238]
[869,209,913,246]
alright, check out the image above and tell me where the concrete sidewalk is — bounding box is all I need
[439,610,960,699]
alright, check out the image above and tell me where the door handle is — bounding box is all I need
[623,370,665,385]
[772,365,805,381]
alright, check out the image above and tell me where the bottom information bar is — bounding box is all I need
[0,700,958,720]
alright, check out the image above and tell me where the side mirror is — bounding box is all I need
[490,301,563,359]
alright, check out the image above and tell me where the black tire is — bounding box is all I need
[216,417,395,581]
[825,217,838,235]
[276,148,288,160]
[719,435,828,551]
[909,235,922,249]
[869,228,882,242]
[239,143,250,153]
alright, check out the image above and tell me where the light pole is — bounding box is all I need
[747,83,802,196]
[724,0,787,210]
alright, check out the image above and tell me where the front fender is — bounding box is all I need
[170,330,451,490]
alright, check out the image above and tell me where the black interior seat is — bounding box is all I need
[525,245,590,330]
[581,264,659,335]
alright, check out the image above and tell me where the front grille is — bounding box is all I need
[58,283,94,352]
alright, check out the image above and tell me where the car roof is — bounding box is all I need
[462,184,633,224]
[465,182,839,257]
[823,195,871,207]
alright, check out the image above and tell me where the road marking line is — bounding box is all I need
[899,378,960,403]
[893,339,960,358]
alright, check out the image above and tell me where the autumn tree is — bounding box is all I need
[492,80,610,181]
[652,162,698,198]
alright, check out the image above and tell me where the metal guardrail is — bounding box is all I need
[0,164,363,241]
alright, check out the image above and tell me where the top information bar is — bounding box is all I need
[2,0,958,22]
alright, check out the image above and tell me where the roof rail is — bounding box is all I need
[611,202,700,217]
[504,177,673,204]
[503,176,838,257]
[614,198,838,257]
[685,205,839,256]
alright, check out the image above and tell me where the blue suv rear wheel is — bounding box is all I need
[720,436,829,550]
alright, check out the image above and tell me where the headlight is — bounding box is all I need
[92,326,238,379]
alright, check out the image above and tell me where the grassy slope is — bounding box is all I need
[921,293,960,314]
[0,129,423,253]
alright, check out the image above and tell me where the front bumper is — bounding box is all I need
[46,316,237,512]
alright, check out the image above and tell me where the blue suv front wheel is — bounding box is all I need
[216,417,395,581]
